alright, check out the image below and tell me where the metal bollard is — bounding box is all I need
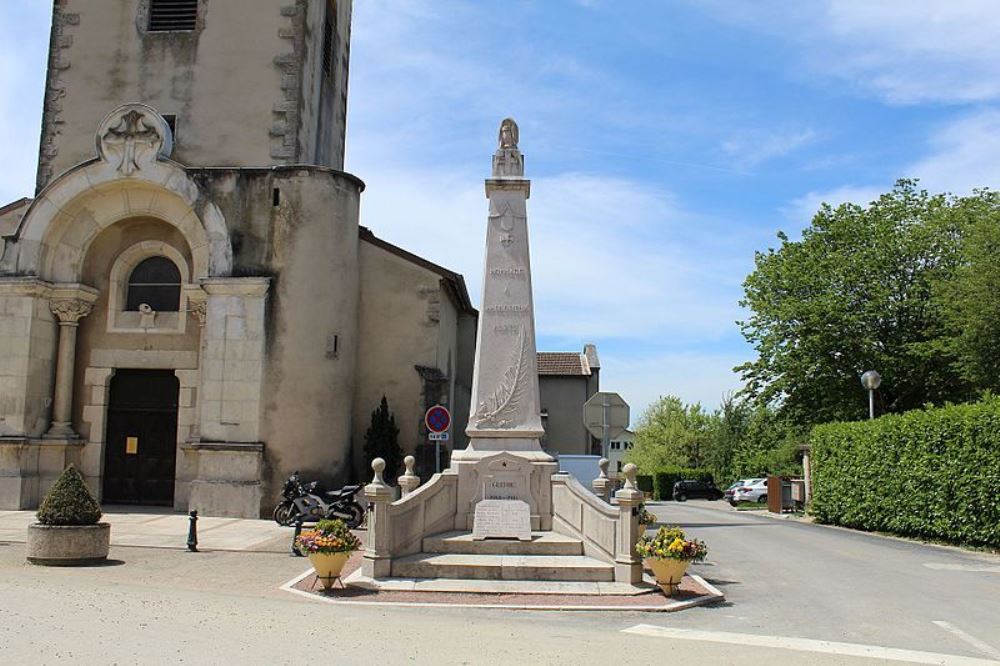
[291,520,305,557]
[187,510,198,552]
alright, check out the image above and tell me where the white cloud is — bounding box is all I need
[358,165,750,344]
[784,108,1000,223]
[692,0,1000,105]
[905,109,1000,194]
[783,185,886,229]
[722,128,817,169]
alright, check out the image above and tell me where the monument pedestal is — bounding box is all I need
[450,450,557,531]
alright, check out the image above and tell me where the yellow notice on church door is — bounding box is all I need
[125,437,138,455]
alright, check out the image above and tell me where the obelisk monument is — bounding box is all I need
[452,118,556,530]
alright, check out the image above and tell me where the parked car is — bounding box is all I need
[730,478,768,505]
[672,479,724,501]
[724,478,763,503]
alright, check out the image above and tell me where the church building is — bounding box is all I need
[0,0,479,518]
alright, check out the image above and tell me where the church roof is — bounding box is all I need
[359,226,476,315]
[537,352,592,376]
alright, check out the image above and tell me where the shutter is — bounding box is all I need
[148,0,198,32]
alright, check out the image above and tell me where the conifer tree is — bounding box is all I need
[364,395,403,481]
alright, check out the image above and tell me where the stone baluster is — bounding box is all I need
[362,457,393,578]
[592,457,612,503]
[612,462,644,584]
[45,298,95,438]
[398,455,420,497]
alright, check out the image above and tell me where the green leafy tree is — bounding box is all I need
[364,396,403,481]
[936,190,1000,390]
[738,180,974,425]
[626,395,715,472]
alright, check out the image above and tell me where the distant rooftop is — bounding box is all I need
[537,351,592,376]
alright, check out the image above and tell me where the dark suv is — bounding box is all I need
[672,480,724,501]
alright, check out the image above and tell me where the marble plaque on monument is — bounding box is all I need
[472,499,531,541]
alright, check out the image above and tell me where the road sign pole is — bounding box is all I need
[601,394,610,458]
[435,441,441,473]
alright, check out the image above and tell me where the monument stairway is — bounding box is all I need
[391,530,614,582]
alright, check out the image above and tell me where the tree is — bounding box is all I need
[738,180,974,425]
[626,395,715,472]
[364,396,402,481]
[936,190,1000,391]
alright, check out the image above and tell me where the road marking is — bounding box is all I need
[924,563,1000,573]
[933,621,1000,661]
[621,624,1000,665]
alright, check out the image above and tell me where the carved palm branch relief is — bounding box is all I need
[475,327,528,428]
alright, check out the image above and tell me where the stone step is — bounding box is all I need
[391,553,615,582]
[422,531,584,556]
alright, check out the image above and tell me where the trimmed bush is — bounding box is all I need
[810,398,1000,547]
[635,475,654,495]
[36,464,102,526]
[654,468,715,500]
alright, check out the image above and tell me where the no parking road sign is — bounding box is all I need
[425,404,451,441]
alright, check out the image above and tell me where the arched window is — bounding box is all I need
[126,256,181,311]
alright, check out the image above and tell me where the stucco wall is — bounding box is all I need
[249,171,361,507]
[354,242,461,479]
[539,375,594,456]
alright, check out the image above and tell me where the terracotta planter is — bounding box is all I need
[26,523,111,566]
[644,557,691,596]
[308,551,351,590]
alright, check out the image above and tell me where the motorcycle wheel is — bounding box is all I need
[345,501,365,529]
[273,500,298,526]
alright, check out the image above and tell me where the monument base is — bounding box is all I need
[450,449,557,531]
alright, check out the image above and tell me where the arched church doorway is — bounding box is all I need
[102,370,180,505]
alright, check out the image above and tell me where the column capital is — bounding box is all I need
[49,298,95,324]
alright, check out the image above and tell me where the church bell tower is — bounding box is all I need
[38,0,352,190]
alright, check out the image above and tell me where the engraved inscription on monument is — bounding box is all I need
[472,499,532,541]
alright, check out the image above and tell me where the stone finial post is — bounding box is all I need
[362,458,393,578]
[592,457,612,503]
[398,455,420,497]
[612,463,644,584]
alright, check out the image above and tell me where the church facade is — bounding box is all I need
[0,0,477,518]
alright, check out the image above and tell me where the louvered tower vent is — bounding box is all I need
[148,0,198,32]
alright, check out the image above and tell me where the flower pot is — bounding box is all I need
[308,551,351,590]
[645,557,691,596]
[26,523,111,566]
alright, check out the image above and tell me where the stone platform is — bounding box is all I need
[347,528,658,594]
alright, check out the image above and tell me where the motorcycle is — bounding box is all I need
[272,471,365,529]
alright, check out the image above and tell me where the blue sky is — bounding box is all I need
[3,2,1000,419]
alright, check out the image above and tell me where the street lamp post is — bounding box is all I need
[860,370,881,420]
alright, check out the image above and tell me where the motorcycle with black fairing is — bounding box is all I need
[272,471,365,529]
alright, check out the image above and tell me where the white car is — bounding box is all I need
[730,478,768,505]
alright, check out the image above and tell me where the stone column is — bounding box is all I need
[362,458,393,578]
[45,297,96,438]
[613,463,644,584]
[398,455,420,497]
[592,457,612,503]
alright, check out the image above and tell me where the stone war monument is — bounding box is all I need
[348,120,649,594]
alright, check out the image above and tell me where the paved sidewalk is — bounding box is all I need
[0,508,289,551]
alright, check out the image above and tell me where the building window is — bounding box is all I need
[148,0,198,32]
[126,256,182,311]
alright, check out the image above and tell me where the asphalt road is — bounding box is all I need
[2,504,999,665]
[649,500,1000,660]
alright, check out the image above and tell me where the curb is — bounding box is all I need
[278,569,725,612]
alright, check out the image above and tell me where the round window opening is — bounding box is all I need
[126,256,181,311]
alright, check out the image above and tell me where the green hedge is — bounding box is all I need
[654,468,714,500]
[635,474,654,495]
[810,399,1000,547]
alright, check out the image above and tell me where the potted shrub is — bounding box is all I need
[27,464,110,566]
[635,525,707,596]
[294,518,362,590]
